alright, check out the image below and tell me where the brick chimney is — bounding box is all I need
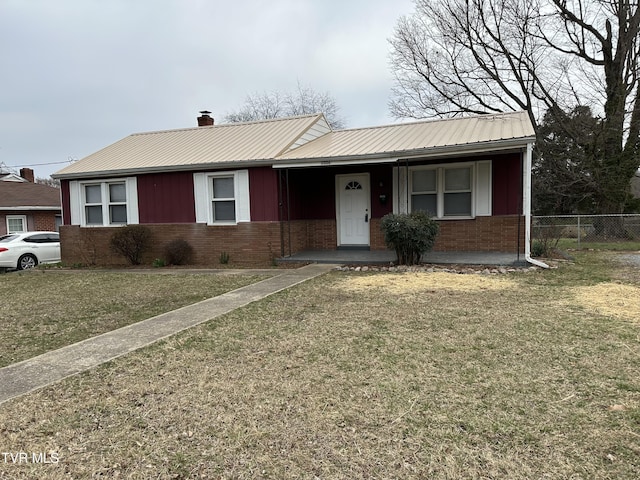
[197,110,214,126]
[20,168,34,183]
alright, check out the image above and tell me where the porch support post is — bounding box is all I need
[278,169,285,258]
[405,159,409,213]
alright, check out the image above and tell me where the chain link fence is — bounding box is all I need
[532,214,640,251]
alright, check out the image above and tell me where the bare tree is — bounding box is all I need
[224,82,345,129]
[390,0,640,214]
[36,177,60,188]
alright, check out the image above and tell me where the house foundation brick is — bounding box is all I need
[282,215,524,255]
[61,222,284,267]
[60,215,525,267]
[32,212,58,232]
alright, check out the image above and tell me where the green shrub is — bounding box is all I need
[531,240,546,258]
[164,239,194,265]
[109,225,152,265]
[152,258,166,268]
[380,211,439,265]
[219,251,230,264]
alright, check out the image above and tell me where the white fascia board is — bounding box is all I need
[272,138,536,169]
[52,159,276,180]
[1,206,61,211]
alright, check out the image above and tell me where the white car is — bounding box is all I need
[0,232,61,270]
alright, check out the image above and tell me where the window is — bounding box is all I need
[211,176,236,222]
[69,178,138,226]
[109,183,127,224]
[84,184,103,225]
[193,170,251,225]
[23,233,59,243]
[409,165,473,218]
[443,167,472,216]
[411,169,437,216]
[84,182,128,225]
[6,215,27,233]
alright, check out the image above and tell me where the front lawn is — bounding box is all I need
[0,270,268,368]
[1,253,638,479]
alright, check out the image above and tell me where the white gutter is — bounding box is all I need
[0,206,61,211]
[523,141,549,268]
[273,137,536,169]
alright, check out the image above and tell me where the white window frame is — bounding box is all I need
[69,178,139,227]
[209,174,237,224]
[394,161,492,219]
[194,170,250,225]
[6,215,27,233]
[410,163,475,219]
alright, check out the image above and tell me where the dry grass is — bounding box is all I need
[0,255,639,479]
[573,283,640,324]
[0,270,267,368]
[340,270,512,294]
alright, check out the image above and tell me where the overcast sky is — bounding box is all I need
[0,0,415,180]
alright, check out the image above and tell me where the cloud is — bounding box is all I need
[0,0,414,178]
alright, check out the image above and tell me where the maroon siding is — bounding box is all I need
[138,172,195,223]
[249,167,279,221]
[370,165,394,218]
[61,180,71,225]
[492,154,522,215]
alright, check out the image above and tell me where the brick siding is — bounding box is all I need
[433,216,525,252]
[31,212,58,232]
[60,215,525,267]
[0,212,59,235]
[61,222,283,267]
[284,216,524,253]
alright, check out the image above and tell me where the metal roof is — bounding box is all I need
[54,114,326,178]
[54,111,535,179]
[275,111,535,164]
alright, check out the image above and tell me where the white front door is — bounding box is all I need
[336,173,370,246]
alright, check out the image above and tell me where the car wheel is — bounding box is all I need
[17,254,37,270]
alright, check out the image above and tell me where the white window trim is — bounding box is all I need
[393,161,492,219]
[6,215,27,233]
[410,162,475,219]
[193,170,250,225]
[69,177,138,227]
[209,174,237,225]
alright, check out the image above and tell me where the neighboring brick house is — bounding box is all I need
[0,168,61,235]
[53,111,537,266]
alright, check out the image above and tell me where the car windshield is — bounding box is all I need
[0,235,19,243]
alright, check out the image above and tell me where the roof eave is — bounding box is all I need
[272,136,536,169]
[0,206,61,211]
[53,136,536,178]
[52,158,277,180]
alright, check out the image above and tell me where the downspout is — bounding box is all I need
[517,152,522,263]
[523,142,549,268]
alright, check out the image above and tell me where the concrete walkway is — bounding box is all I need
[0,263,337,405]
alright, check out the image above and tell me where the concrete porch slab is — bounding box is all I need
[279,250,527,266]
